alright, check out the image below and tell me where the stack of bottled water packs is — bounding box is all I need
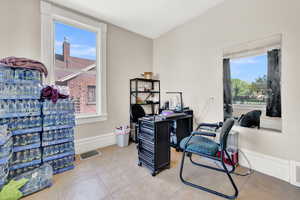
[41,98,76,174]
[0,125,11,189]
[0,66,43,180]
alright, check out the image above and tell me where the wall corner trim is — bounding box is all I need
[75,132,116,154]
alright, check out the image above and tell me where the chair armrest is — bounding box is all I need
[196,122,222,131]
[192,131,216,137]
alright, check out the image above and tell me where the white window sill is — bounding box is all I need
[233,104,266,110]
[75,113,108,125]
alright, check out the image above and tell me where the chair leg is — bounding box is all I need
[179,151,238,199]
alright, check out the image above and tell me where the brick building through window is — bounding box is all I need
[55,38,97,115]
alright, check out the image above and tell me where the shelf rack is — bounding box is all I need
[130,78,161,115]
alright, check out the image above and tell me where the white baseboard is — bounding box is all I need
[239,148,290,183]
[290,160,300,187]
[74,132,116,154]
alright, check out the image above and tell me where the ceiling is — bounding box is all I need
[48,0,225,38]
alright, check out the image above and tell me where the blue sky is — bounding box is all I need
[55,22,96,60]
[230,54,267,83]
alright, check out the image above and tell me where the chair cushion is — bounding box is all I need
[180,136,219,156]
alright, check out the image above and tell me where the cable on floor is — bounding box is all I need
[214,149,254,177]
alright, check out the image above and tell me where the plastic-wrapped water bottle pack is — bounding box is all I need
[12,163,53,197]
[45,155,74,171]
[8,164,40,179]
[43,99,75,114]
[0,125,11,189]
[0,82,42,99]
[43,113,75,127]
[0,67,41,82]
[0,99,40,115]
[0,138,13,159]
[13,133,40,147]
[0,162,9,189]
[42,128,74,142]
[1,116,42,131]
[11,148,41,165]
[43,142,74,158]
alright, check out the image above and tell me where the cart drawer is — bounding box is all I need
[139,151,154,165]
[139,156,155,168]
[140,120,155,130]
[138,136,155,152]
[138,132,155,143]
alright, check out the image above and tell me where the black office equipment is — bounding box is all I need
[166,91,183,112]
[130,78,161,142]
[137,116,170,176]
[179,119,239,199]
[130,104,146,142]
[168,113,193,151]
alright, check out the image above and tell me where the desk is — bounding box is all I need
[137,113,193,176]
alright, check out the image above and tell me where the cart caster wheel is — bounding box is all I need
[187,152,192,157]
[151,172,156,176]
[138,162,142,166]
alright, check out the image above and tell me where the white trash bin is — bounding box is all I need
[115,126,130,147]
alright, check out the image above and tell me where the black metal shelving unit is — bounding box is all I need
[130,78,161,142]
[130,78,161,115]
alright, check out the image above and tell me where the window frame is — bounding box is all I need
[41,1,107,124]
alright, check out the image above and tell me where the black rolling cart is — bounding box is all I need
[130,78,160,142]
[137,116,170,176]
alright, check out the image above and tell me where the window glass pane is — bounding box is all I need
[230,54,267,105]
[56,72,96,115]
[54,21,97,115]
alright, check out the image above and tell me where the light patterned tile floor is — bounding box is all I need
[23,144,300,200]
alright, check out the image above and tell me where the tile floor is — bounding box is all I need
[23,144,300,200]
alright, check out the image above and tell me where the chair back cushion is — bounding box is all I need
[130,104,146,123]
[219,118,234,150]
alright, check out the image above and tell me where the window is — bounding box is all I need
[223,50,282,131]
[54,22,97,115]
[41,1,107,124]
[87,86,96,104]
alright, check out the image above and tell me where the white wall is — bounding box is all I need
[0,0,41,60]
[0,0,153,141]
[153,0,300,161]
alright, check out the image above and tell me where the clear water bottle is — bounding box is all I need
[0,82,4,97]
[25,70,33,81]
[0,100,5,115]
[15,69,24,80]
